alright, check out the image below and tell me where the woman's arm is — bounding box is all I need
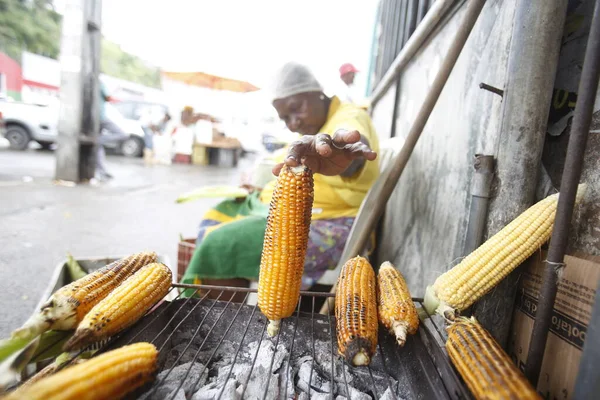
[272,129,377,177]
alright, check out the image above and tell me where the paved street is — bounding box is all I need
[0,148,254,338]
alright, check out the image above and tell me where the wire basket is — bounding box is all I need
[177,238,196,281]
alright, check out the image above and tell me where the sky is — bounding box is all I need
[96,0,380,96]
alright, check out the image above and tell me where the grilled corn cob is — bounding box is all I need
[258,164,314,337]
[64,263,172,351]
[13,251,157,340]
[4,342,158,400]
[377,262,419,346]
[18,353,85,389]
[446,317,540,400]
[424,184,587,319]
[335,256,378,366]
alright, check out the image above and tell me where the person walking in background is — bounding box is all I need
[96,81,114,181]
[95,81,128,180]
[139,107,170,166]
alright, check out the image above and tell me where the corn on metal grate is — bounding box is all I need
[11,283,470,400]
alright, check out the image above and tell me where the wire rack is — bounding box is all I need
[29,283,468,400]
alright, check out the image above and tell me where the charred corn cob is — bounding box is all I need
[424,184,587,319]
[4,342,158,400]
[335,256,378,366]
[377,262,419,347]
[446,317,540,400]
[64,263,172,351]
[258,165,314,337]
[18,353,85,389]
[13,251,157,340]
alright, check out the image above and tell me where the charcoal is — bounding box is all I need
[243,339,288,372]
[134,297,446,400]
[192,378,239,400]
[380,387,404,400]
[157,362,209,394]
[170,389,186,400]
[138,382,180,400]
[237,366,280,400]
[344,386,372,400]
[163,343,205,367]
[296,359,333,394]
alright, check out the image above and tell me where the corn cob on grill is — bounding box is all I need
[424,185,587,319]
[12,252,158,340]
[4,342,158,400]
[64,263,172,351]
[446,317,540,400]
[258,164,314,337]
[377,262,419,347]
[335,256,378,366]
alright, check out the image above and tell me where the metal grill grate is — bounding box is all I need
[77,284,468,400]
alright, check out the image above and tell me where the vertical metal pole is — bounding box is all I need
[573,277,600,400]
[55,0,102,182]
[471,0,568,347]
[525,0,600,386]
[463,155,495,255]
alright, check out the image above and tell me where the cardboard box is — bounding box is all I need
[508,251,600,399]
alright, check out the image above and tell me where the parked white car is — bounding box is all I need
[0,100,58,150]
[0,99,145,157]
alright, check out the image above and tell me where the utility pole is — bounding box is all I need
[55,0,102,182]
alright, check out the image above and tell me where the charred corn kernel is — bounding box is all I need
[335,256,378,366]
[19,355,84,389]
[446,318,540,400]
[12,252,158,340]
[5,343,157,400]
[424,185,587,319]
[258,165,314,337]
[377,262,419,347]
[64,263,172,351]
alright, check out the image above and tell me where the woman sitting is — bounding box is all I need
[181,61,379,296]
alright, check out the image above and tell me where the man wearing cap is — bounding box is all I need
[338,62,362,104]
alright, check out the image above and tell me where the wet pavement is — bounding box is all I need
[0,148,256,338]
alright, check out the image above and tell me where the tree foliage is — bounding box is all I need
[0,0,161,88]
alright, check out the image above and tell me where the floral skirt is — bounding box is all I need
[181,193,355,290]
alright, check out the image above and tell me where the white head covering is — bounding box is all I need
[270,61,323,101]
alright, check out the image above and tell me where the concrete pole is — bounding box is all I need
[55,0,102,182]
[471,0,568,348]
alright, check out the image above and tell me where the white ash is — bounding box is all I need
[169,389,186,400]
[138,382,181,400]
[157,362,209,394]
[296,358,334,395]
[380,387,404,400]
[139,363,208,400]
[143,337,397,400]
[191,378,240,400]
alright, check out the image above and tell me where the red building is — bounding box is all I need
[0,52,23,100]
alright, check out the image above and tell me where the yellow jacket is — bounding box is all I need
[260,96,379,220]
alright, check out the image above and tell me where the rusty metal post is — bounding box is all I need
[525,0,600,386]
[471,0,568,347]
[463,155,495,255]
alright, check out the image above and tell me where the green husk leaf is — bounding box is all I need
[66,253,87,281]
[0,337,31,363]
